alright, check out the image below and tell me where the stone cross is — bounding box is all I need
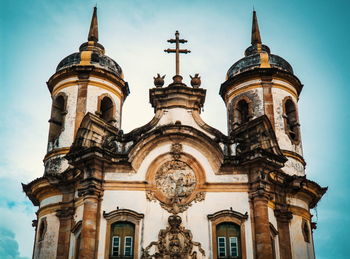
[164,31,191,75]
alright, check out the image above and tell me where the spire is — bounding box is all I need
[251,10,262,45]
[88,7,98,42]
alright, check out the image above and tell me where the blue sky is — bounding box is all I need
[0,0,349,258]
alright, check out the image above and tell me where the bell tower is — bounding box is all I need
[220,11,305,176]
[44,7,129,175]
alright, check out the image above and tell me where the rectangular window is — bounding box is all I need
[124,236,133,256]
[229,237,238,257]
[218,236,226,257]
[111,236,120,256]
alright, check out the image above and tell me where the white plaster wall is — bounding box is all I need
[73,203,84,223]
[282,157,305,176]
[44,154,69,175]
[34,213,60,259]
[54,85,78,148]
[85,81,122,128]
[226,79,262,99]
[287,197,308,211]
[105,142,248,183]
[98,190,253,259]
[156,108,214,138]
[40,195,62,207]
[290,215,315,259]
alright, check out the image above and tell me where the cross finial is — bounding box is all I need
[164,31,191,76]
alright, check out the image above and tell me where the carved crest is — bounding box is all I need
[142,215,205,259]
[155,160,196,201]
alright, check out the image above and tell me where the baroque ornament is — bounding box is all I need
[142,214,205,259]
[155,160,196,201]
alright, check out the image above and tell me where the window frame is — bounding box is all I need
[208,210,248,259]
[282,97,301,144]
[123,236,133,257]
[217,236,227,257]
[229,236,239,257]
[111,236,121,256]
[103,209,144,259]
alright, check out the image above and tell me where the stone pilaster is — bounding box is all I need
[251,192,274,259]
[78,177,103,259]
[74,72,89,136]
[261,76,275,129]
[56,207,75,259]
[274,209,293,259]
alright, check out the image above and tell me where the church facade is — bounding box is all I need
[23,8,327,259]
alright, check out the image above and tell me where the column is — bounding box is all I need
[274,209,293,259]
[78,177,103,259]
[252,194,274,259]
[56,207,75,259]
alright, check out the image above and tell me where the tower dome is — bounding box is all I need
[56,7,124,78]
[226,11,293,79]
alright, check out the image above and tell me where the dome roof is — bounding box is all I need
[226,45,293,78]
[55,7,123,78]
[226,11,294,79]
[56,47,123,78]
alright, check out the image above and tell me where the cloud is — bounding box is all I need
[0,227,30,259]
[0,178,36,258]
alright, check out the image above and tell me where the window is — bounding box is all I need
[233,98,251,129]
[302,220,310,243]
[112,236,120,256]
[217,223,241,258]
[208,210,247,259]
[110,222,134,258]
[124,236,133,256]
[229,237,238,257]
[38,217,47,241]
[284,99,300,142]
[104,209,144,259]
[48,95,67,144]
[237,100,249,125]
[218,237,226,257]
[100,96,114,123]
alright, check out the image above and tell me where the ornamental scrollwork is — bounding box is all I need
[141,214,205,259]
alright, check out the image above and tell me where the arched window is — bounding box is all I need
[237,100,249,125]
[38,217,47,241]
[217,222,241,258]
[48,95,67,144]
[302,220,310,243]
[110,222,135,258]
[100,96,114,123]
[284,99,300,142]
[208,210,248,259]
[103,209,144,259]
[233,98,251,129]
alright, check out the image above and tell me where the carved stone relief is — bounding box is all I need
[155,160,196,201]
[142,215,205,259]
[146,143,206,214]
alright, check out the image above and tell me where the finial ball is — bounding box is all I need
[154,74,165,88]
[190,74,201,88]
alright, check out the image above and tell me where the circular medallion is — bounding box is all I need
[155,160,197,201]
